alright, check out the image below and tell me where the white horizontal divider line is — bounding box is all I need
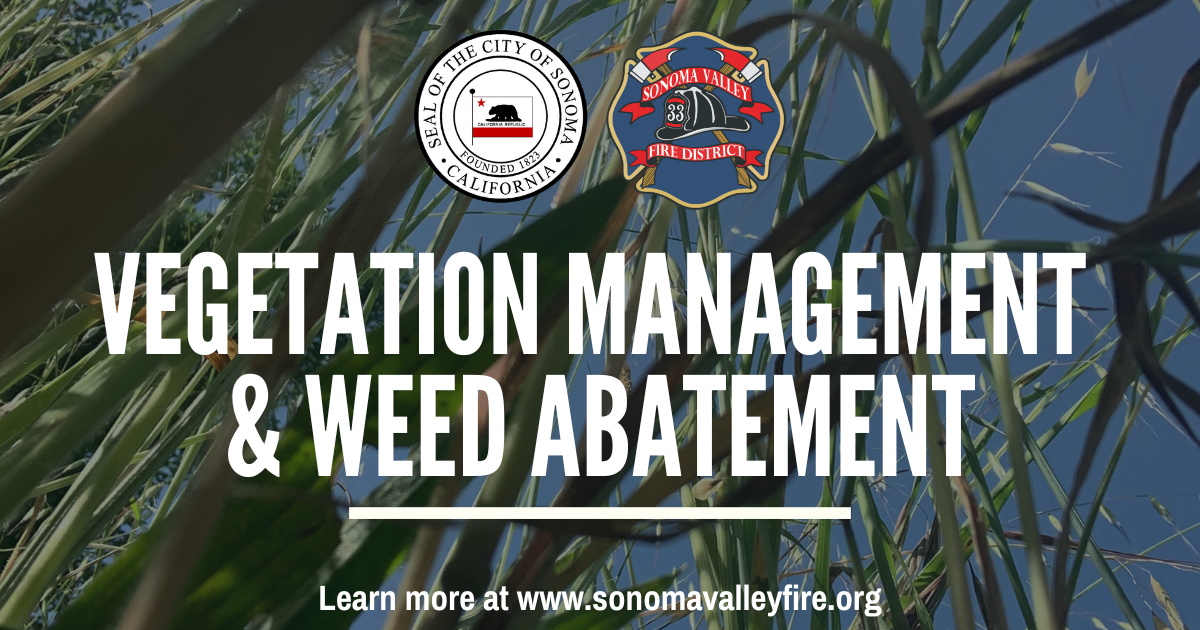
[348,507,852,520]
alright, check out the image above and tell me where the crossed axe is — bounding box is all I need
[627,47,764,189]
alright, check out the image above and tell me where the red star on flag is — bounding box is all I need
[477,98,485,107]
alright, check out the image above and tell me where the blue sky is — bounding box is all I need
[295,0,1200,627]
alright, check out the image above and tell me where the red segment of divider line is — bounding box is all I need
[472,127,534,137]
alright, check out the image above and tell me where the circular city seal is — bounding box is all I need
[416,31,586,202]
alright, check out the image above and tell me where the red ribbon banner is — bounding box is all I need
[629,142,764,168]
[642,67,751,102]
[621,67,774,123]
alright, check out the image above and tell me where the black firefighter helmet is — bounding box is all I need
[655,86,750,141]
